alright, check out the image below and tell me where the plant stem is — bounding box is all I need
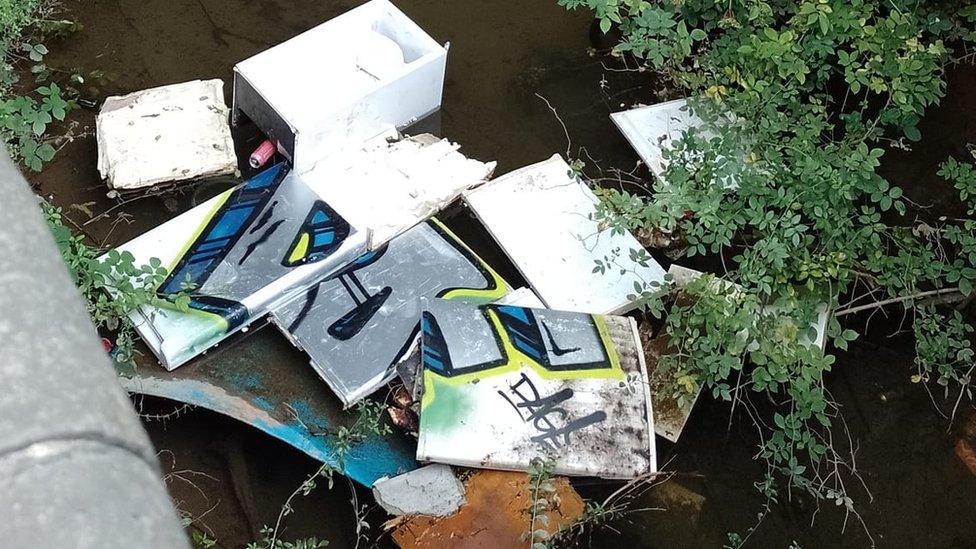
[833,287,960,317]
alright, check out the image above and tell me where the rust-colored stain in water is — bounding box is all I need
[955,410,976,477]
[391,470,584,548]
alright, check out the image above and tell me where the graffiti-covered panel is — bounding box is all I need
[417,298,656,479]
[271,220,509,406]
[115,135,494,371]
[117,163,368,370]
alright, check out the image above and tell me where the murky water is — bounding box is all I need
[29,0,976,547]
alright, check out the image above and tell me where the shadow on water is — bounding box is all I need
[25,0,976,547]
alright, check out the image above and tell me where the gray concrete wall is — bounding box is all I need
[0,150,187,548]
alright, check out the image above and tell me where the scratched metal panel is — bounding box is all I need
[416,298,656,479]
[116,162,368,370]
[271,220,509,406]
[115,135,493,371]
[118,327,417,486]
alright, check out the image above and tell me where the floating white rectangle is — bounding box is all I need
[463,154,665,314]
[609,98,698,178]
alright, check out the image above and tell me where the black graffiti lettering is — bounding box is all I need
[248,200,278,234]
[541,321,581,356]
[239,219,285,265]
[498,373,607,449]
[519,387,573,422]
[530,410,607,448]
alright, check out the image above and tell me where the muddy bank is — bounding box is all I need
[22,0,976,547]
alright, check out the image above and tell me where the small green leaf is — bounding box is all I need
[36,143,55,162]
[960,277,973,296]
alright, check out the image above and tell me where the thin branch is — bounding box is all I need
[833,287,960,317]
[535,93,572,160]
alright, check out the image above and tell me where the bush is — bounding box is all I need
[0,0,75,171]
[561,0,976,533]
[0,0,40,49]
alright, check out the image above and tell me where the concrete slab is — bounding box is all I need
[373,464,465,516]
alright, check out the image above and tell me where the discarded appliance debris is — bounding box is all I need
[463,154,665,314]
[232,0,448,172]
[270,218,509,407]
[610,98,700,178]
[611,98,740,189]
[95,0,688,536]
[116,339,417,486]
[96,79,238,191]
[115,134,492,370]
[417,298,657,479]
[389,469,584,549]
[306,133,495,250]
[372,464,465,517]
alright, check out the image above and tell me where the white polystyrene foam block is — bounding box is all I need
[96,79,237,190]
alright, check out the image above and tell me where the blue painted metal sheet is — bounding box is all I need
[119,326,417,486]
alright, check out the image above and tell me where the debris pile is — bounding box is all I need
[91,0,758,544]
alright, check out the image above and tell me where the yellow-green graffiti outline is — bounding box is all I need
[150,188,236,328]
[421,308,624,412]
[430,217,509,303]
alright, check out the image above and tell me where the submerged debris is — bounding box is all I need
[117,343,417,486]
[610,98,701,179]
[389,469,584,548]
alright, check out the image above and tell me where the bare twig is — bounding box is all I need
[833,287,960,317]
[535,93,572,159]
